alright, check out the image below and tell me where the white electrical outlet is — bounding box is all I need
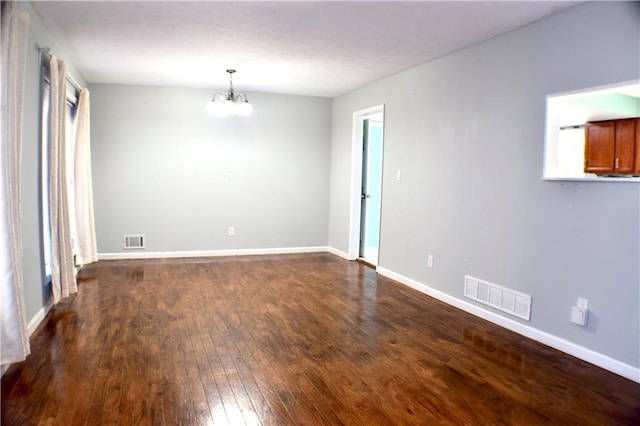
[570,297,589,326]
[427,255,433,268]
[228,226,235,237]
[570,306,587,326]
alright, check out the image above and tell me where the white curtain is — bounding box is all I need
[0,0,30,365]
[73,88,97,265]
[48,55,76,304]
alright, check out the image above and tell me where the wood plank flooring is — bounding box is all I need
[2,253,639,425]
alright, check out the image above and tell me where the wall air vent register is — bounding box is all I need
[464,275,532,321]
[123,234,145,250]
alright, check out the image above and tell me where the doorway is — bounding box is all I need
[348,105,384,265]
[359,116,384,264]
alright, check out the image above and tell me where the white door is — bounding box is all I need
[359,116,383,265]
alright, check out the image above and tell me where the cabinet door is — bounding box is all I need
[635,118,640,174]
[615,119,636,173]
[584,121,615,173]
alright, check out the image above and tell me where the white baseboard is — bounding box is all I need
[98,246,330,260]
[376,267,640,384]
[28,297,54,337]
[325,246,351,260]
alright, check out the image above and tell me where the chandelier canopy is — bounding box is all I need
[207,69,253,117]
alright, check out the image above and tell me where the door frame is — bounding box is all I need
[348,104,385,261]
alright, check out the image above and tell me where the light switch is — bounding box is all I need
[396,169,402,181]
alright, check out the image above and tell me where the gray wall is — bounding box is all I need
[89,84,331,254]
[17,1,87,323]
[329,1,640,367]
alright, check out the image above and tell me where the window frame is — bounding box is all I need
[543,80,640,183]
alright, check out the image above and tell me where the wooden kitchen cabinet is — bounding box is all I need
[615,119,636,173]
[584,118,639,175]
[584,121,616,173]
[635,118,640,174]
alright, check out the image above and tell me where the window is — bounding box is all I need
[40,64,79,284]
[543,81,640,180]
[41,75,51,281]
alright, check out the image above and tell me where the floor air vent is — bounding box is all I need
[464,275,531,321]
[123,234,145,249]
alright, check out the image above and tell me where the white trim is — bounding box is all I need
[376,266,640,384]
[543,80,640,180]
[98,246,330,260]
[326,246,350,260]
[27,297,54,336]
[348,104,385,260]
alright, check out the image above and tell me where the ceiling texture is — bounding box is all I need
[31,1,582,98]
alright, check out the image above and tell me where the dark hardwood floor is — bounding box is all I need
[2,253,639,425]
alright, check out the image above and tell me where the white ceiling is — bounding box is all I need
[31,1,583,98]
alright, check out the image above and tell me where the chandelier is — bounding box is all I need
[207,69,253,117]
